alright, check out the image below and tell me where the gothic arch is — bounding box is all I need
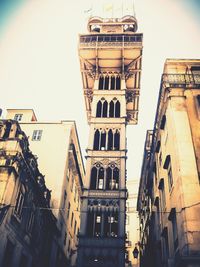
[104,75,109,90]
[116,75,121,90]
[99,75,104,90]
[102,101,108,117]
[115,100,120,117]
[110,75,115,90]
[93,129,100,150]
[96,101,102,117]
[109,101,114,117]
[114,130,120,150]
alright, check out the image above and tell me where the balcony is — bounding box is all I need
[162,74,200,88]
[79,34,143,47]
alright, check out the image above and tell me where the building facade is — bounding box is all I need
[137,59,200,267]
[6,109,85,267]
[125,179,140,267]
[0,119,57,267]
[77,16,143,267]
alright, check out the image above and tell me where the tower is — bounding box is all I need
[77,15,143,267]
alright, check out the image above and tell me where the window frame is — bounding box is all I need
[14,185,25,220]
[32,130,43,141]
[14,114,23,121]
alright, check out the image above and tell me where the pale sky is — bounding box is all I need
[0,0,200,180]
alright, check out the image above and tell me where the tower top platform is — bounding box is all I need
[87,15,138,33]
[79,16,143,125]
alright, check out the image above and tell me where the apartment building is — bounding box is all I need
[6,109,85,267]
[137,59,200,267]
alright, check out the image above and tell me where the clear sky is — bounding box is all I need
[0,0,200,181]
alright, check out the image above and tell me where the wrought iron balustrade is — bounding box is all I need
[79,34,142,45]
[162,74,200,88]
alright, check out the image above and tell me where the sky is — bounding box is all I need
[0,0,200,181]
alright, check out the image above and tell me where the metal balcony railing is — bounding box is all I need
[79,34,142,44]
[162,74,200,88]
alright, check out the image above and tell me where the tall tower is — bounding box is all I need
[77,15,143,267]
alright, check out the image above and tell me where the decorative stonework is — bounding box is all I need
[125,90,139,103]
[91,158,120,168]
[85,89,93,102]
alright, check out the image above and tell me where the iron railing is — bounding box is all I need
[162,74,200,88]
[79,34,142,44]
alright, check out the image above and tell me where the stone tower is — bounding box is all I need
[77,15,143,267]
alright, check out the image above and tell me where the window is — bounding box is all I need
[164,155,173,191]
[87,211,102,237]
[14,114,23,121]
[156,140,161,153]
[90,166,104,190]
[106,167,119,190]
[158,179,166,209]
[95,213,101,237]
[96,99,120,118]
[14,185,25,219]
[160,115,166,129]
[104,212,118,237]
[168,208,179,251]
[32,130,42,141]
[116,76,121,90]
[93,129,120,151]
[98,74,121,90]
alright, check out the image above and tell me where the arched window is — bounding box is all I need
[107,129,113,150]
[109,101,114,117]
[100,131,106,150]
[90,167,97,189]
[98,167,104,189]
[115,101,120,117]
[113,167,119,189]
[116,76,121,90]
[102,101,108,117]
[111,76,115,90]
[104,75,109,90]
[93,130,100,150]
[99,75,104,90]
[104,211,118,237]
[106,167,112,190]
[90,166,105,190]
[106,166,119,190]
[114,130,120,150]
[96,101,102,117]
